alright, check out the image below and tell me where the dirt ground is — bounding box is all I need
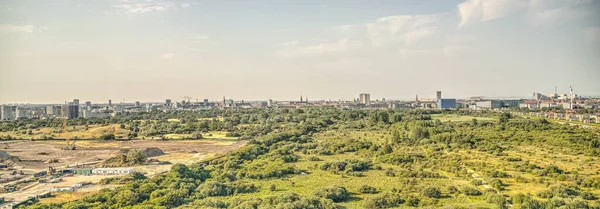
[2,139,246,171]
[0,139,247,206]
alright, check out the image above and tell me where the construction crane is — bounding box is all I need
[61,106,76,150]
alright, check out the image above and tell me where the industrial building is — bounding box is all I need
[359,93,371,106]
[438,99,456,109]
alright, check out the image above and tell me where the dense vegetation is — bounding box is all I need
[13,108,600,208]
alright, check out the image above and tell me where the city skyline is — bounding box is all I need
[1,0,599,104]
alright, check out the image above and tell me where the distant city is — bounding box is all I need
[1,87,599,123]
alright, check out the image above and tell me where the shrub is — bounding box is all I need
[359,185,378,194]
[269,184,276,192]
[363,193,404,209]
[308,156,321,161]
[446,185,458,194]
[489,179,504,191]
[580,191,596,200]
[421,186,442,198]
[385,168,395,177]
[461,186,482,196]
[405,195,420,207]
[313,186,351,203]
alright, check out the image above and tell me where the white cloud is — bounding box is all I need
[527,0,594,26]
[458,0,529,27]
[181,3,190,8]
[111,0,182,16]
[584,27,600,42]
[404,27,436,45]
[276,38,362,57]
[190,35,208,42]
[162,53,174,59]
[458,0,594,27]
[0,24,36,33]
[365,14,444,46]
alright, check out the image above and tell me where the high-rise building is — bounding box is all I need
[73,99,80,106]
[15,107,28,119]
[1,105,16,120]
[64,104,79,119]
[359,93,371,106]
[108,99,112,106]
[436,91,442,101]
[135,101,140,107]
[46,105,62,117]
[166,99,172,106]
[85,101,92,107]
[267,99,273,107]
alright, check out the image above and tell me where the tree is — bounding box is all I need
[126,149,147,165]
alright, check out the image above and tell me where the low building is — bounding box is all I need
[501,100,523,108]
[72,168,92,175]
[92,167,135,175]
[475,100,503,109]
[438,99,456,109]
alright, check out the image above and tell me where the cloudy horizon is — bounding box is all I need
[1,0,599,104]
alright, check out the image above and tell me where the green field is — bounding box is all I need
[13,109,600,209]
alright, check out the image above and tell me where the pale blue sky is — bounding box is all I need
[0,0,599,103]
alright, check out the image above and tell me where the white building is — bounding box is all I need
[92,167,135,175]
[359,93,371,106]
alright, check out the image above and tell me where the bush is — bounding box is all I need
[313,186,351,203]
[191,132,203,139]
[100,134,116,140]
[580,191,596,200]
[359,185,378,194]
[461,186,482,196]
[308,156,321,161]
[446,185,458,194]
[363,193,404,209]
[489,179,504,191]
[405,195,420,207]
[269,184,276,192]
[421,186,442,198]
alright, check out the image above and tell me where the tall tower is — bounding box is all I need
[570,86,574,109]
[436,91,442,101]
[416,94,419,102]
[300,95,303,103]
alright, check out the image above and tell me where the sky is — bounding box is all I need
[0,0,599,104]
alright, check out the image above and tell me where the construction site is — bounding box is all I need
[0,138,247,208]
